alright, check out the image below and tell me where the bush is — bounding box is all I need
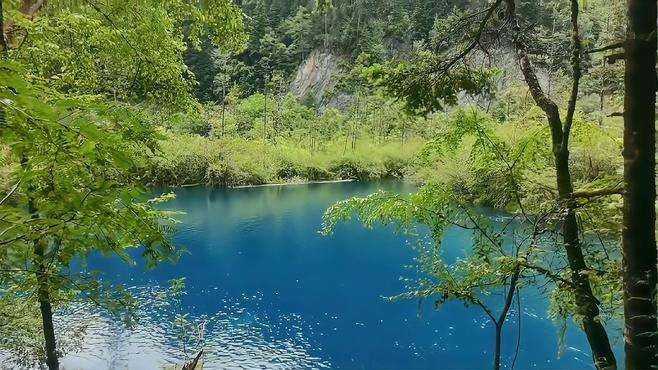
[206,160,268,186]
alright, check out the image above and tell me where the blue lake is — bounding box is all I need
[61,181,623,369]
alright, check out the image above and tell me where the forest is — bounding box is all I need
[0,0,656,369]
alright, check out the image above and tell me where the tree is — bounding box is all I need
[504,1,617,367]
[364,0,620,367]
[0,62,180,368]
[322,109,578,370]
[4,0,246,110]
[315,0,334,51]
[282,6,314,64]
[267,71,288,142]
[621,0,657,368]
[0,0,247,367]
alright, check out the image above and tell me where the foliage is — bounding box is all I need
[186,0,500,100]
[322,101,626,364]
[5,0,246,110]
[0,60,180,360]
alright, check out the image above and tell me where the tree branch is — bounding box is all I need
[0,181,20,206]
[505,0,563,146]
[584,42,624,54]
[562,0,582,145]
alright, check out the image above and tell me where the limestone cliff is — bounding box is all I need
[290,49,348,109]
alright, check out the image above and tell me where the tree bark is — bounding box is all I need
[622,0,658,368]
[20,0,46,18]
[504,1,617,368]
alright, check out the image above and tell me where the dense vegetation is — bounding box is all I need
[0,0,656,369]
[148,93,427,186]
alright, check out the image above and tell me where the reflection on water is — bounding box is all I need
[5,181,622,369]
[58,287,330,370]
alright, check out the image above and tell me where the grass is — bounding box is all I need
[145,131,424,187]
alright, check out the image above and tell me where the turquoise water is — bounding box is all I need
[61,181,622,369]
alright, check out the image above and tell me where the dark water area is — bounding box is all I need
[58,181,622,369]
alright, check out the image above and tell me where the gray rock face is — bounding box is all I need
[289,46,556,113]
[290,49,343,108]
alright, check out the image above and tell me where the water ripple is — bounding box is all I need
[51,286,331,370]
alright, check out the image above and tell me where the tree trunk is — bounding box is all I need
[493,267,520,370]
[36,246,59,370]
[0,0,8,56]
[27,198,59,370]
[351,93,357,150]
[221,83,226,138]
[493,323,502,370]
[3,0,45,46]
[20,0,45,18]
[599,89,604,126]
[622,0,658,368]
[23,156,59,370]
[324,13,328,51]
[556,149,617,370]
[263,88,267,142]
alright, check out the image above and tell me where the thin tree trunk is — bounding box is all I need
[36,243,58,370]
[324,13,328,51]
[355,0,361,49]
[25,186,58,370]
[493,323,502,370]
[352,93,358,151]
[599,91,604,126]
[504,1,617,368]
[492,267,520,370]
[622,0,657,368]
[221,83,226,137]
[263,88,267,142]
[273,95,280,145]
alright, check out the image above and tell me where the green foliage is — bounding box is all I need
[186,0,496,100]
[364,56,498,115]
[322,97,626,361]
[0,61,181,359]
[314,0,334,13]
[6,0,246,110]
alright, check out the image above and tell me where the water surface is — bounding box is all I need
[59,181,621,369]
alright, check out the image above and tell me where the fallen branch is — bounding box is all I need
[571,187,624,198]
